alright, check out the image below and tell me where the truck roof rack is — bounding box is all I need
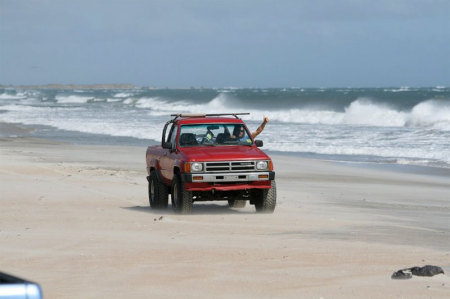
[170,113,249,120]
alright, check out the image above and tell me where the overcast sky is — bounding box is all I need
[1,0,449,87]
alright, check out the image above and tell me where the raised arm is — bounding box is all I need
[251,116,269,139]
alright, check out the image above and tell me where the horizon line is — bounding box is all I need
[1,83,448,90]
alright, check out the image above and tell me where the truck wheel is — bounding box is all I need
[228,199,246,208]
[171,175,193,214]
[254,181,276,213]
[149,171,168,209]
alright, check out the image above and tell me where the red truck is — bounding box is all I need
[146,113,276,214]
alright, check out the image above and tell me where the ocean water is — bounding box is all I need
[0,87,449,168]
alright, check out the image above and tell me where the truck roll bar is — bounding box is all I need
[170,113,250,120]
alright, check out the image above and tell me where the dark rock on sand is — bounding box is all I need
[391,265,445,280]
[391,270,412,280]
[410,265,444,277]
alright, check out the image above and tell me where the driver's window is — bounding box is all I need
[170,126,178,149]
[166,124,174,143]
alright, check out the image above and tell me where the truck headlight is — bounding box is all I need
[190,162,203,172]
[256,161,268,170]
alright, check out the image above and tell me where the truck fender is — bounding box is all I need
[147,158,163,180]
[173,159,184,173]
[147,168,164,183]
[148,158,160,170]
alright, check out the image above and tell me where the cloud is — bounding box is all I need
[2,0,449,41]
[1,0,449,86]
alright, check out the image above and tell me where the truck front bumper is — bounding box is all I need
[181,171,275,192]
[181,171,275,183]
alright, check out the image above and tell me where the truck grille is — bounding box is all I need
[205,161,256,172]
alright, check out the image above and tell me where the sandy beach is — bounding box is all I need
[1,123,449,298]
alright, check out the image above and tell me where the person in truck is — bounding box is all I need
[231,116,269,141]
[231,125,251,143]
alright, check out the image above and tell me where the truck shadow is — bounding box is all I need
[122,204,255,215]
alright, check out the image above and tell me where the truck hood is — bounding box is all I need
[180,146,270,161]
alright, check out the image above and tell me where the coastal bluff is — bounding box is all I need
[0,83,137,90]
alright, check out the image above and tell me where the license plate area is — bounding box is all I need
[195,173,268,182]
[216,175,247,181]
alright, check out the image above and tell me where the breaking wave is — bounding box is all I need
[405,100,450,130]
[0,92,27,100]
[55,95,94,104]
[129,95,450,131]
[113,92,134,98]
[131,93,234,115]
[1,88,449,168]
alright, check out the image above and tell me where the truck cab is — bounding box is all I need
[146,113,276,214]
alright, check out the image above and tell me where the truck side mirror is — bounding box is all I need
[162,142,172,149]
[255,140,263,147]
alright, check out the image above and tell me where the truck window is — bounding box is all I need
[170,125,178,149]
[179,124,252,147]
[166,124,172,143]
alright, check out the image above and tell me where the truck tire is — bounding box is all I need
[228,199,246,208]
[254,181,276,213]
[171,175,193,214]
[149,171,168,209]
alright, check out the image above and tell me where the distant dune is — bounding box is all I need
[0,83,137,89]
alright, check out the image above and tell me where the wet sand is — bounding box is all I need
[1,123,449,298]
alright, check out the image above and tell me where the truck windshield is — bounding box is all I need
[179,124,253,147]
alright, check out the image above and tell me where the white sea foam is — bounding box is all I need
[123,98,135,105]
[390,86,410,92]
[106,98,123,102]
[2,89,449,168]
[260,123,450,166]
[128,95,449,131]
[244,98,448,131]
[406,100,450,131]
[267,142,448,162]
[134,97,170,109]
[0,104,84,113]
[0,104,162,141]
[138,93,235,115]
[342,99,406,127]
[0,104,33,112]
[55,95,93,103]
[0,93,27,100]
[113,92,134,98]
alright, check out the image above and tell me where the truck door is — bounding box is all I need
[160,123,178,182]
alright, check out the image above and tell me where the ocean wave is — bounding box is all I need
[0,93,27,100]
[0,105,162,141]
[265,98,449,130]
[385,86,411,92]
[0,104,84,113]
[433,86,447,92]
[113,92,134,98]
[106,98,124,102]
[2,88,449,168]
[131,95,449,131]
[134,93,235,114]
[263,140,450,166]
[55,95,94,103]
[134,97,172,109]
[405,100,450,131]
[0,104,40,112]
[234,99,407,127]
[342,99,406,127]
